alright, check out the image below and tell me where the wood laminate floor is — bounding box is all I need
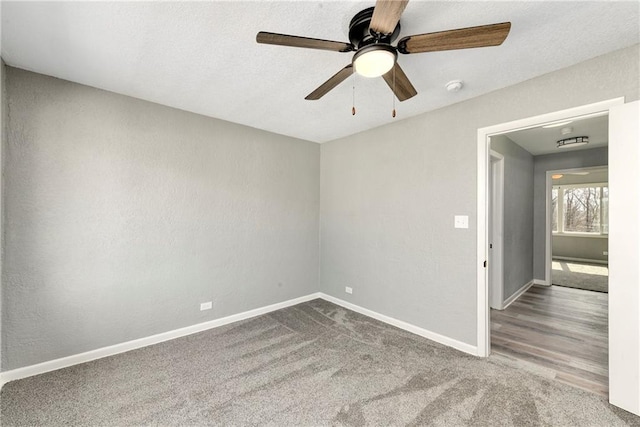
[491,285,608,396]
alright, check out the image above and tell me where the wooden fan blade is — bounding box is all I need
[306,64,354,100]
[382,62,417,101]
[370,0,409,35]
[256,32,354,52]
[397,22,511,54]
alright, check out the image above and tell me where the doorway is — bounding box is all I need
[548,166,609,293]
[476,97,640,415]
[487,118,610,395]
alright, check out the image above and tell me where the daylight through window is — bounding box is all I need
[552,183,608,235]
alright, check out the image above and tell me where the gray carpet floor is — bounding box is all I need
[2,298,638,426]
[552,260,609,293]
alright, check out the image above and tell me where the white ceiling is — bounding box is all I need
[503,113,609,156]
[552,167,607,185]
[2,1,638,143]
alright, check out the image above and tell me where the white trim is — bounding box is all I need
[533,279,550,286]
[553,233,608,239]
[553,182,608,190]
[0,292,322,388]
[0,291,481,389]
[489,151,504,311]
[477,128,490,357]
[546,171,553,288]
[501,280,534,310]
[552,256,608,265]
[476,97,624,358]
[318,293,478,356]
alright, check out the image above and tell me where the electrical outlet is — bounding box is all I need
[200,301,212,311]
[345,286,353,294]
[603,251,608,256]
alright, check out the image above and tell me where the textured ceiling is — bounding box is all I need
[1,1,639,143]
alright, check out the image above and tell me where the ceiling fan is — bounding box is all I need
[256,0,511,102]
[552,171,592,179]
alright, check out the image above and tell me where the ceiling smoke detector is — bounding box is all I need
[560,126,573,135]
[446,80,463,92]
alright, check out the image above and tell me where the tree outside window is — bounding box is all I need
[552,184,608,235]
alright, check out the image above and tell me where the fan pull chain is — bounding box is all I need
[392,66,396,118]
[352,71,356,116]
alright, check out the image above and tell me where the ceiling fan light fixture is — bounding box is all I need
[257,4,511,103]
[557,136,589,149]
[353,44,397,78]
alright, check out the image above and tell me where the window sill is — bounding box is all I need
[552,232,608,239]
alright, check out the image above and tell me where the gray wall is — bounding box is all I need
[2,68,320,370]
[3,44,638,367]
[553,235,608,263]
[320,44,638,346]
[490,135,534,300]
[533,147,608,279]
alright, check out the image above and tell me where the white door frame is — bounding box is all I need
[489,150,504,310]
[476,97,624,358]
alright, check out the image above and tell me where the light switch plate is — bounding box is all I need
[454,215,469,229]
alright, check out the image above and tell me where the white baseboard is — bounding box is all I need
[553,256,608,265]
[501,280,534,309]
[0,291,480,388]
[318,293,478,356]
[0,292,322,388]
[533,279,550,286]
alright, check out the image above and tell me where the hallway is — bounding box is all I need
[491,285,608,396]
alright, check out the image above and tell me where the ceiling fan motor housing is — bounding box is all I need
[349,7,401,49]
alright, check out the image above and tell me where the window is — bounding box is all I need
[552,183,608,235]
[552,187,558,233]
